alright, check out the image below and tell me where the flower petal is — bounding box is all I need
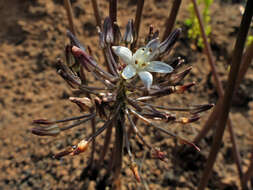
[138,71,153,90]
[146,61,174,73]
[112,46,133,65]
[133,47,145,62]
[122,64,137,79]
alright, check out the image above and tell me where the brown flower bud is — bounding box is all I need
[69,97,93,111]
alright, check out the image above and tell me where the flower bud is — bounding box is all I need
[103,17,114,44]
[158,28,181,56]
[113,22,122,45]
[123,19,134,44]
[31,125,60,136]
[175,82,195,93]
[69,97,93,111]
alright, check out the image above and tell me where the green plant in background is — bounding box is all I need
[185,0,213,49]
[246,34,253,47]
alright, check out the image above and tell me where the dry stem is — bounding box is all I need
[197,1,253,189]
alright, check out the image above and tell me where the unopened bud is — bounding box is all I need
[113,23,122,45]
[69,97,93,111]
[33,119,54,125]
[169,67,192,85]
[67,30,86,51]
[123,19,134,44]
[98,27,105,48]
[31,125,60,136]
[175,82,195,93]
[103,17,114,44]
[158,28,181,56]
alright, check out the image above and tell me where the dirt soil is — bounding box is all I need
[0,0,252,190]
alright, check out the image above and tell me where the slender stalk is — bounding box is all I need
[197,1,253,189]
[112,108,124,190]
[131,0,145,50]
[162,0,182,41]
[236,41,253,87]
[91,0,102,27]
[109,0,117,23]
[64,0,76,35]
[97,123,113,169]
[195,41,253,143]
[191,0,243,178]
[61,113,96,131]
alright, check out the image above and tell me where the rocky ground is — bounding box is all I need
[0,0,252,189]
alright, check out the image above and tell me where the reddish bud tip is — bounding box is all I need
[179,138,200,152]
[176,82,195,93]
[152,148,167,162]
[130,162,141,183]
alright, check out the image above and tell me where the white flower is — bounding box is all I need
[112,39,174,90]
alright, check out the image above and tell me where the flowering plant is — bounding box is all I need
[31,16,212,187]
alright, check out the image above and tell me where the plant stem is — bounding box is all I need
[91,0,102,27]
[64,0,76,35]
[236,41,253,88]
[162,0,182,41]
[131,0,145,50]
[109,0,117,23]
[191,0,243,179]
[97,123,113,169]
[197,1,253,189]
[112,108,124,190]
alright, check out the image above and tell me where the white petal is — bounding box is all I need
[112,46,133,65]
[138,71,153,90]
[146,61,174,73]
[122,64,137,79]
[133,47,145,62]
[146,38,159,52]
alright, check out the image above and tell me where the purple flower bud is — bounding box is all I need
[123,19,134,44]
[103,17,114,44]
[158,28,181,56]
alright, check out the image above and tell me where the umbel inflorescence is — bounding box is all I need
[32,17,212,184]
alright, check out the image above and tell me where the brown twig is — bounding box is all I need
[197,1,253,189]
[162,0,182,41]
[131,0,145,50]
[64,0,76,35]
[191,0,243,179]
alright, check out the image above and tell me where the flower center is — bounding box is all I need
[133,47,152,70]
